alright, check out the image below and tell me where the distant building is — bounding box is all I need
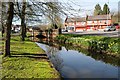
[11,25,21,33]
[65,17,86,32]
[65,14,112,32]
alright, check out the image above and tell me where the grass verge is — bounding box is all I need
[2,35,60,78]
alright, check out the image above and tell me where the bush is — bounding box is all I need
[55,34,119,54]
[55,35,70,43]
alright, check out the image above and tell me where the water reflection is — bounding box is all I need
[63,44,120,67]
[36,42,64,72]
[36,42,119,78]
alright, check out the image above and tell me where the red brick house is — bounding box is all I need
[65,14,112,32]
[86,14,112,31]
[65,17,86,32]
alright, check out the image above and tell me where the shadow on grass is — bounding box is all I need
[10,51,48,60]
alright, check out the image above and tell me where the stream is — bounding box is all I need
[36,42,119,79]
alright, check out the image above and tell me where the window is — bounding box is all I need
[67,26,74,30]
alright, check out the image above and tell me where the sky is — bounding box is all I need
[59,0,119,17]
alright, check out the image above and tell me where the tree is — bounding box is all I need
[15,1,27,41]
[94,4,102,15]
[103,3,110,14]
[21,2,26,41]
[1,0,81,57]
[27,1,63,34]
[45,2,63,34]
[4,2,14,56]
[15,1,63,39]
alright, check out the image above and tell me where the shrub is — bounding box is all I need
[55,35,70,43]
[55,34,119,54]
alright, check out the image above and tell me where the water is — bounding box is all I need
[36,42,119,78]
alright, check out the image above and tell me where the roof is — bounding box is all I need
[87,15,111,21]
[65,14,112,22]
[66,17,86,22]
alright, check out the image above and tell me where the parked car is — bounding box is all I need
[62,29,68,32]
[116,25,120,29]
[104,26,116,32]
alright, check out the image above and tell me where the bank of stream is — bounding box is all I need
[55,34,120,57]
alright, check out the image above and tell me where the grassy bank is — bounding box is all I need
[2,35,60,78]
[55,34,120,56]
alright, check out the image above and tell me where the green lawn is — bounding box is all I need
[2,35,60,78]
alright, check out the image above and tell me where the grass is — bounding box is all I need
[10,36,44,55]
[2,57,59,78]
[2,35,60,78]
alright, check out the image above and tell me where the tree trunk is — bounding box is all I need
[2,26,4,37]
[21,18,25,41]
[24,23,27,37]
[4,2,14,57]
[58,28,62,34]
[21,2,26,41]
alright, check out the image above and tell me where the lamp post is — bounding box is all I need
[107,0,109,26]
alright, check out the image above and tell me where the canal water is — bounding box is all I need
[36,42,119,78]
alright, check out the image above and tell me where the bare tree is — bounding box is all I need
[4,2,14,56]
[21,2,26,41]
[1,0,82,57]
